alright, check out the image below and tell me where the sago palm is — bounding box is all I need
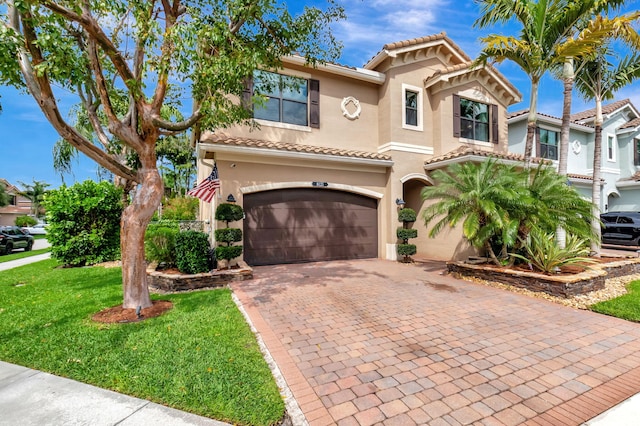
[422,159,525,264]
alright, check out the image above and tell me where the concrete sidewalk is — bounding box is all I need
[0,362,230,426]
[0,238,51,271]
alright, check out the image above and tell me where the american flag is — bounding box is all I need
[187,163,221,203]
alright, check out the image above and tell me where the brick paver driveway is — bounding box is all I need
[231,259,640,425]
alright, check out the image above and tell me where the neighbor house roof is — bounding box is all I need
[199,134,393,165]
[507,109,594,132]
[570,99,635,122]
[619,116,640,131]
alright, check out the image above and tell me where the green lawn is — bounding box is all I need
[0,260,284,425]
[591,280,640,322]
[0,248,50,263]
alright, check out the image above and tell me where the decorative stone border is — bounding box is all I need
[447,258,640,298]
[148,262,253,292]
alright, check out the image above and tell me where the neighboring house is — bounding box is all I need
[0,179,33,226]
[507,99,640,213]
[194,32,521,265]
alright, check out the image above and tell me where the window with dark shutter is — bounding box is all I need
[453,94,461,138]
[491,104,498,144]
[252,70,316,127]
[635,139,640,166]
[309,79,320,128]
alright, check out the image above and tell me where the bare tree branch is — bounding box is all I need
[152,110,202,131]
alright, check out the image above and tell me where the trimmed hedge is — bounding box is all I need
[214,228,242,244]
[145,221,180,265]
[15,216,37,227]
[398,208,417,223]
[215,245,243,263]
[215,203,244,223]
[397,244,417,256]
[397,227,418,241]
[175,230,210,274]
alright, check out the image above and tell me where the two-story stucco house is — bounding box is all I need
[0,179,34,226]
[194,33,521,266]
[508,99,640,213]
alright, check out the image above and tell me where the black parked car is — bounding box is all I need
[601,212,640,246]
[0,226,34,255]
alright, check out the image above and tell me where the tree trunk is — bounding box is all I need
[556,59,573,249]
[591,100,604,256]
[120,147,163,309]
[523,79,539,168]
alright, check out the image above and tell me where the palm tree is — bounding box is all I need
[17,180,50,218]
[422,159,595,265]
[474,0,631,167]
[422,159,525,265]
[0,181,9,207]
[575,50,640,256]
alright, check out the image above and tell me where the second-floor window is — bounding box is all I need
[248,70,320,128]
[607,134,616,161]
[634,138,640,166]
[405,91,418,126]
[453,94,498,143]
[536,128,559,160]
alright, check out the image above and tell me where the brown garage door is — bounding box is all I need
[243,188,378,266]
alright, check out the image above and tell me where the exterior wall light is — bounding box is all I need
[395,198,406,209]
[227,194,236,203]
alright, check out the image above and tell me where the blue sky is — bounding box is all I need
[1,0,639,189]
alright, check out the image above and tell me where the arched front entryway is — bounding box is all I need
[399,174,433,259]
[243,188,378,266]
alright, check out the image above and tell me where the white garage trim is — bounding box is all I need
[241,181,384,199]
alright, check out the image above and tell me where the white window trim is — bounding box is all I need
[254,118,312,132]
[606,133,616,162]
[402,83,423,132]
[537,127,560,161]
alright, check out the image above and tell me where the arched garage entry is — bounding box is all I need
[243,188,378,266]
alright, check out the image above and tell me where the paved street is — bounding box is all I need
[232,259,640,425]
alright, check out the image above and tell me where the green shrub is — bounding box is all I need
[15,216,37,227]
[175,230,210,274]
[43,180,123,266]
[161,197,199,220]
[215,203,244,223]
[510,228,596,274]
[397,244,417,256]
[215,228,242,244]
[215,245,243,263]
[145,222,180,265]
[398,208,417,223]
[397,227,418,241]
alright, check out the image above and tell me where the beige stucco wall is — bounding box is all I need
[222,64,381,154]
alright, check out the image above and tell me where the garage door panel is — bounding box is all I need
[244,188,378,265]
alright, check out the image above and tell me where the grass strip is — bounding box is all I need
[590,280,640,322]
[0,248,50,263]
[0,260,284,425]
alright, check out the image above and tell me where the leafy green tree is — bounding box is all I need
[157,134,196,197]
[0,1,343,308]
[17,179,50,218]
[575,49,640,255]
[44,180,123,267]
[0,181,9,208]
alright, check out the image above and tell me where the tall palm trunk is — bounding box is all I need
[557,58,574,249]
[524,79,540,168]
[591,98,603,256]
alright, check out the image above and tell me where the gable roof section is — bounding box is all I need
[364,32,470,70]
[570,99,638,122]
[424,61,522,105]
[282,55,386,85]
[199,133,393,166]
[618,116,640,132]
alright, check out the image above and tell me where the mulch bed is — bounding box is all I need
[480,256,625,276]
[91,300,173,323]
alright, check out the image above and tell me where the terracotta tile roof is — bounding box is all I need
[621,171,640,181]
[619,116,640,130]
[423,146,549,166]
[571,99,631,122]
[567,173,602,182]
[366,32,471,67]
[426,62,520,98]
[201,134,393,162]
[507,109,593,127]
